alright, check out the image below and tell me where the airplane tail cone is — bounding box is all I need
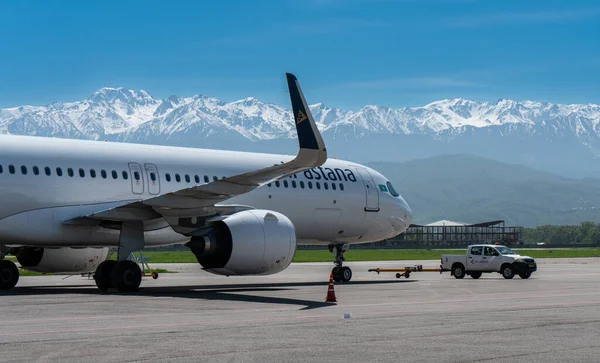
[325,273,337,303]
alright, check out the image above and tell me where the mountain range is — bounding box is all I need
[371,155,600,228]
[1,87,600,177]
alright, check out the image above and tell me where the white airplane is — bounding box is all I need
[0,73,412,292]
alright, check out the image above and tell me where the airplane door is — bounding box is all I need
[128,162,144,195]
[356,167,380,211]
[144,163,160,195]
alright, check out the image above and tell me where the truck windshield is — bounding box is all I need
[496,246,516,255]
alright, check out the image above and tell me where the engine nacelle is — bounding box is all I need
[15,247,111,273]
[186,209,296,276]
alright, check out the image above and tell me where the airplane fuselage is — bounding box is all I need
[0,134,412,248]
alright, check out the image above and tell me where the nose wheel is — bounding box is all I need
[332,266,352,283]
[330,244,352,282]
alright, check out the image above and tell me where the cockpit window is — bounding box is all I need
[387,181,399,197]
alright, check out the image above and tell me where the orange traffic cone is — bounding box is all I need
[325,273,337,302]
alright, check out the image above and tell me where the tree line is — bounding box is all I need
[524,222,600,245]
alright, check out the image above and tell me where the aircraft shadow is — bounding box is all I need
[3,279,415,310]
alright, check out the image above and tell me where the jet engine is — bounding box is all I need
[15,247,111,273]
[186,209,296,276]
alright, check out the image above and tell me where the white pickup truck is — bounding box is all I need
[441,244,537,280]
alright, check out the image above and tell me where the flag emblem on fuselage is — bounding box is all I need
[296,110,308,125]
[379,184,388,192]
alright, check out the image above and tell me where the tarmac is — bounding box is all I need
[1,259,600,362]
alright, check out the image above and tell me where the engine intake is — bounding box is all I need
[187,209,296,276]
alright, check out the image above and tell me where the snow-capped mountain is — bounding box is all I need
[1,88,600,177]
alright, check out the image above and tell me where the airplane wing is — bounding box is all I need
[68,73,327,233]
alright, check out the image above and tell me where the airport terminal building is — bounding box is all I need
[385,220,524,247]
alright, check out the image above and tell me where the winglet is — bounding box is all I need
[286,73,327,162]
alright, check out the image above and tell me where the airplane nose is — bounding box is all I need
[387,195,412,235]
[398,194,412,224]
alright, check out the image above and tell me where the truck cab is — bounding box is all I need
[441,244,537,280]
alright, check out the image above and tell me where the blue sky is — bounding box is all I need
[0,0,599,109]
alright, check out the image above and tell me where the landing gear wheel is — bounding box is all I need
[470,272,482,279]
[502,265,515,279]
[94,260,117,292]
[519,272,531,279]
[452,264,465,279]
[151,272,159,280]
[396,273,402,279]
[111,260,142,293]
[340,266,352,282]
[331,266,342,282]
[0,260,19,290]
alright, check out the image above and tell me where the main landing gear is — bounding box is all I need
[94,221,144,293]
[329,244,352,283]
[94,260,142,293]
[0,247,19,290]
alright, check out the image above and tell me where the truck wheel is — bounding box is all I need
[470,272,482,279]
[502,265,515,279]
[452,264,465,279]
[519,272,531,279]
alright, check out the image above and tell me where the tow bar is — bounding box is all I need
[368,265,449,279]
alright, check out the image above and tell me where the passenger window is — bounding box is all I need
[291,181,296,188]
[45,166,51,176]
[267,183,272,187]
[213,176,218,181]
[68,168,74,177]
[33,166,39,175]
[8,165,15,174]
[175,174,181,182]
[484,247,499,257]
[111,170,118,179]
[308,181,312,189]
[316,182,321,190]
[90,169,97,178]
[166,173,171,182]
[194,175,200,183]
[133,171,140,181]
[122,171,128,180]
[101,169,107,179]
[470,246,483,256]
[79,168,85,177]
[204,175,209,183]
[56,167,63,177]
[324,182,329,190]
[0,165,2,174]
[339,183,344,191]
[275,181,280,187]
[151,172,157,182]
[332,183,336,190]
[185,174,190,183]
[300,181,305,189]
[21,166,27,175]
[283,180,288,188]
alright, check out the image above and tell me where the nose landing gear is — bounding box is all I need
[329,244,352,283]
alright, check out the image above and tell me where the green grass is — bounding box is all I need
[16,268,172,277]
[6,248,600,275]
[135,248,600,263]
